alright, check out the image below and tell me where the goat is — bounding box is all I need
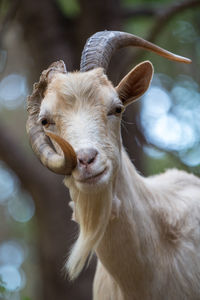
[26,31,200,300]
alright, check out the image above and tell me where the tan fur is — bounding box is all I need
[38,63,200,299]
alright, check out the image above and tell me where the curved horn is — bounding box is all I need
[26,60,77,175]
[80,31,191,72]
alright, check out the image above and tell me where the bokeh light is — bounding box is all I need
[0,74,27,110]
[140,74,200,167]
[0,162,35,298]
[0,241,25,268]
[0,163,18,205]
[8,191,35,223]
[180,145,200,167]
[143,145,166,159]
[0,265,21,292]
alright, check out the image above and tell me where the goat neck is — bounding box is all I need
[95,148,157,299]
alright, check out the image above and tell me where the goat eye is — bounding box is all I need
[108,105,124,116]
[115,107,122,114]
[41,118,49,127]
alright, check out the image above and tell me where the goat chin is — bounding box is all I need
[64,177,113,280]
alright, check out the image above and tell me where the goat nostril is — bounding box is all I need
[88,156,95,164]
[79,158,84,165]
[77,148,98,166]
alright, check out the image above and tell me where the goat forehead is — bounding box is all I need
[40,71,119,121]
[49,71,116,105]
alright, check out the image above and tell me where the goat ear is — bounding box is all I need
[116,61,153,106]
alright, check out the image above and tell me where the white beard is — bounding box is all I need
[64,177,113,280]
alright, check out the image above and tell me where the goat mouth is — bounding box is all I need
[76,168,108,185]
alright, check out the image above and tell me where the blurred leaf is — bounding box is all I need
[0,0,10,18]
[56,0,80,17]
[0,285,6,293]
[0,276,6,295]
[143,151,187,176]
[123,0,174,6]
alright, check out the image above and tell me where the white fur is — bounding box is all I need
[40,67,200,299]
[93,151,200,300]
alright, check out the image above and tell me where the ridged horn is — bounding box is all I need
[80,31,191,72]
[26,60,77,175]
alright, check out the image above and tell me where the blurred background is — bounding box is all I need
[0,0,199,299]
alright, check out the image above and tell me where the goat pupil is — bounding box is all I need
[116,107,122,114]
[42,119,48,126]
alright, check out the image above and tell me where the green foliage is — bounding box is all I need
[56,0,80,18]
[0,277,7,298]
[125,18,153,38]
[143,152,188,177]
[0,0,10,18]
[123,0,174,6]
[0,285,6,294]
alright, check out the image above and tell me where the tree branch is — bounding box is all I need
[0,0,20,41]
[148,0,200,43]
[121,0,200,23]
[16,0,76,72]
[121,5,158,19]
[121,0,200,74]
